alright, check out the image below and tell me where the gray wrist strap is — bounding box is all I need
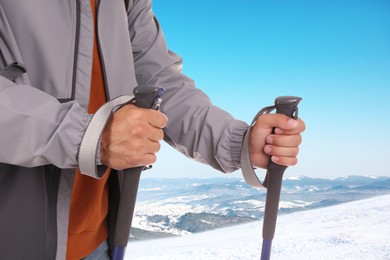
[78,95,134,178]
[240,105,276,188]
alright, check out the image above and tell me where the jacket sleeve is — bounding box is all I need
[0,75,92,169]
[128,0,249,173]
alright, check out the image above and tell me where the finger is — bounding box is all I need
[264,145,299,157]
[266,134,302,147]
[274,118,305,135]
[256,114,299,131]
[147,128,165,142]
[148,110,168,129]
[145,141,161,154]
[123,144,159,168]
[142,153,157,166]
[271,156,298,166]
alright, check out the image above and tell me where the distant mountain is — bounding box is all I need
[131,175,390,240]
[284,175,334,188]
[126,195,390,260]
[352,178,390,192]
[174,212,255,233]
[334,175,388,186]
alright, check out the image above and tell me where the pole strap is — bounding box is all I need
[78,95,134,177]
[240,105,275,188]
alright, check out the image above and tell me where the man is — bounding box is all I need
[0,0,305,259]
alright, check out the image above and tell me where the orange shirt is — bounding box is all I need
[66,0,111,259]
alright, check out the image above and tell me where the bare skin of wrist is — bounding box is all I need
[249,114,306,169]
[100,103,168,170]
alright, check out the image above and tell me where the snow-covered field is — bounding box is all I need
[125,194,390,260]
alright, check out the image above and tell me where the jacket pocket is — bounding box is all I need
[0,5,31,85]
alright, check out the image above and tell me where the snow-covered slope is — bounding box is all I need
[130,176,390,238]
[125,194,390,260]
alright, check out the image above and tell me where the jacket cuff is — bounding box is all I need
[78,95,134,179]
[218,120,249,173]
[230,121,250,169]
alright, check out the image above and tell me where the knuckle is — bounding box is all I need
[130,125,145,137]
[257,114,274,127]
[131,108,145,119]
[271,135,280,145]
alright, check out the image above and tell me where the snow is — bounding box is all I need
[125,194,390,260]
[138,187,161,192]
[285,175,305,180]
[278,200,310,208]
[135,194,213,217]
[232,200,265,208]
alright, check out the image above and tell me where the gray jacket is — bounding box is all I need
[0,0,248,259]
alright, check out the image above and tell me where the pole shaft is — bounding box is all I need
[261,239,272,260]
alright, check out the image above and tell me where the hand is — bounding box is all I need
[100,103,168,170]
[249,114,305,169]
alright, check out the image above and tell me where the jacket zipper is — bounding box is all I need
[95,2,125,248]
[58,1,80,103]
[96,0,111,100]
[71,1,81,101]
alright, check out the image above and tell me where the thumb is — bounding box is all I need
[255,114,298,131]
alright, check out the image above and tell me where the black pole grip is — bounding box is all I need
[113,87,165,247]
[133,86,165,109]
[262,96,301,241]
[274,96,301,119]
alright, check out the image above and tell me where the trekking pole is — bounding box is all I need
[111,86,165,260]
[241,96,302,260]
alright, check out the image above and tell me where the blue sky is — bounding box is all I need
[148,0,390,179]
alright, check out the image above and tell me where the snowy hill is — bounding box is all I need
[131,176,390,239]
[125,194,390,260]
